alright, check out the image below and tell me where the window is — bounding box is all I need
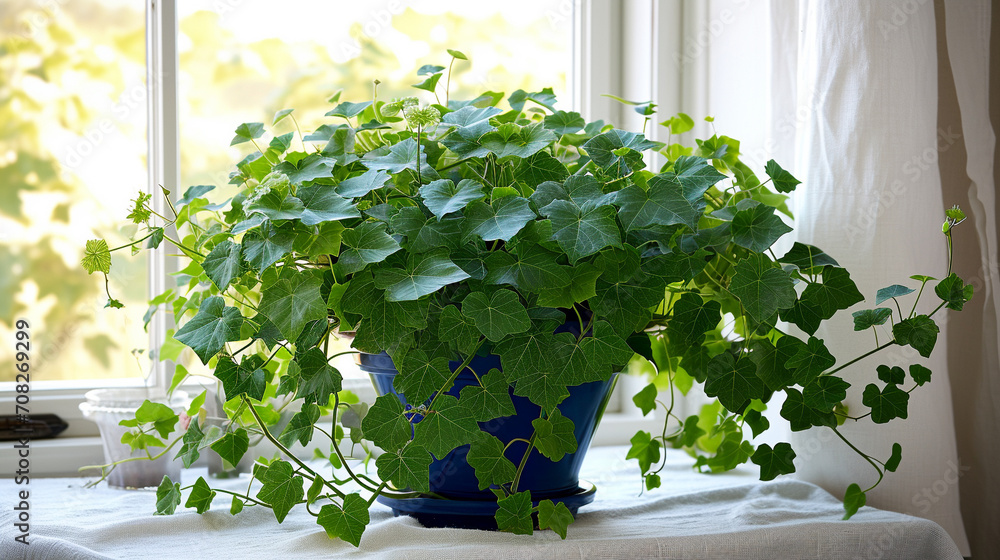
[4,0,770,474]
[3,0,599,474]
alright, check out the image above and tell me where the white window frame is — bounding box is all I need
[4,0,724,476]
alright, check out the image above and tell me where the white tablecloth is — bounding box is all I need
[0,446,963,559]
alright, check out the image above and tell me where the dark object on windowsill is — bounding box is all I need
[0,414,69,440]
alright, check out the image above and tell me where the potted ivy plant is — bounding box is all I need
[81,51,972,546]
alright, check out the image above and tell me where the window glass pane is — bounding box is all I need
[0,1,148,384]
[174,0,574,377]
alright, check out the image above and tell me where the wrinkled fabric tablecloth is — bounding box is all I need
[0,446,962,559]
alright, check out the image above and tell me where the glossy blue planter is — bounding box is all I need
[361,350,618,528]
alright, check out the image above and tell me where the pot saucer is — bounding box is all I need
[377,481,596,531]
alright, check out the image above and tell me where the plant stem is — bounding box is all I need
[823,341,895,377]
[510,432,537,493]
[250,138,276,165]
[831,426,883,493]
[242,395,348,500]
[290,114,306,152]
[212,488,271,508]
[427,338,484,412]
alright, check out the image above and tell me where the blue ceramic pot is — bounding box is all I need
[360,351,618,501]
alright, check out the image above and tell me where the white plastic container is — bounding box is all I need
[80,388,191,489]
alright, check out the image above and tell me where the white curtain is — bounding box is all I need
[769,1,998,557]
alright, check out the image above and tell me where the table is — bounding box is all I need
[0,446,963,559]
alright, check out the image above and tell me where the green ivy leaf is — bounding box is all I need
[728,253,796,323]
[542,110,586,135]
[780,388,836,431]
[441,105,502,140]
[336,169,391,198]
[543,199,622,262]
[339,222,402,274]
[459,368,515,421]
[462,196,536,242]
[231,122,265,146]
[272,108,293,125]
[316,493,370,547]
[246,191,305,221]
[395,352,452,404]
[363,138,438,178]
[325,101,372,119]
[852,308,893,331]
[485,244,571,293]
[462,289,531,342]
[777,242,840,272]
[185,476,216,514]
[751,442,796,481]
[876,365,905,385]
[175,420,205,468]
[667,293,722,347]
[749,337,800,391]
[800,266,865,319]
[412,72,442,93]
[537,500,574,539]
[633,383,658,416]
[362,394,413,451]
[742,409,770,438]
[803,376,850,411]
[242,225,295,271]
[495,491,533,535]
[215,356,266,401]
[513,151,569,186]
[934,273,973,311]
[230,495,244,515]
[843,483,866,519]
[705,352,764,413]
[211,428,250,467]
[862,383,910,424]
[259,273,326,341]
[885,443,903,472]
[875,284,915,306]
[466,434,517,490]
[82,239,111,275]
[173,296,244,364]
[731,201,792,252]
[909,364,932,386]
[591,277,663,337]
[413,395,480,458]
[532,408,577,462]
[375,444,432,492]
[296,185,360,225]
[764,159,801,193]
[257,460,305,523]
[438,305,480,355]
[626,430,660,474]
[616,173,701,231]
[892,315,939,358]
[785,336,836,386]
[480,123,558,160]
[583,129,660,170]
[374,249,471,301]
[202,240,242,291]
[155,476,182,515]
[278,403,321,448]
[419,179,485,220]
[134,400,179,439]
[294,348,343,405]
